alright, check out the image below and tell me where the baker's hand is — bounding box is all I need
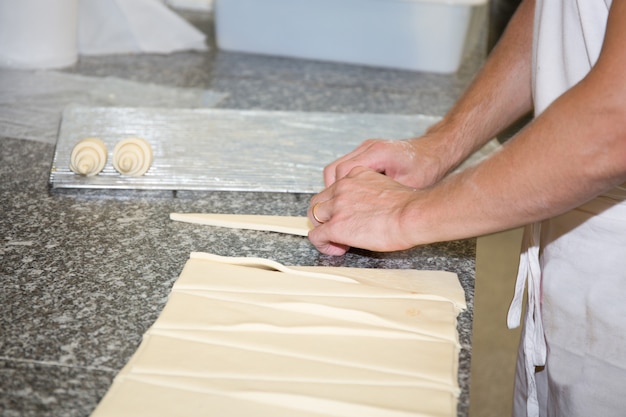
[323,137,448,190]
[308,166,419,256]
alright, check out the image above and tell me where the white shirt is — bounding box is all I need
[509,1,626,417]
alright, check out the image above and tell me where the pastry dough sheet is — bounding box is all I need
[90,253,466,417]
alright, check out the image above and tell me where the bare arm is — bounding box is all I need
[407,0,626,243]
[308,0,626,255]
[323,0,535,189]
[423,0,535,167]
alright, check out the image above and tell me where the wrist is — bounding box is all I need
[396,189,435,248]
[409,128,468,183]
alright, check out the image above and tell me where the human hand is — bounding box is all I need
[323,136,449,190]
[308,166,420,256]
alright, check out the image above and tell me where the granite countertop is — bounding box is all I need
[0,9,486,417]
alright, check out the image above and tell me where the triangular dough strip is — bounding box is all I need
[93,375,453,417]
[189,252,467,310]
[147,328,459,386]
[181,290,459,341]
[175,258,453,302]
[293,266,467,311]
[171,213,312,237]
[125,374,456,417]
[155,292,452,342]
[155,292,457,343]
[125,333,454,392]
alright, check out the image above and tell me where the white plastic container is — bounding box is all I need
[0,0,78,69]
[214,0,487,73]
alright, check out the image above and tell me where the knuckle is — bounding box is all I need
[346,165,367,177]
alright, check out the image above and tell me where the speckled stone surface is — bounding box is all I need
[0,9,486,417]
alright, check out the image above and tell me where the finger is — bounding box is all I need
[307,227,350,256]
[311,167,373,226]
[323,140,376,186]
[324,154,357,187]
[308,199,332,226]
[332,143,391,183]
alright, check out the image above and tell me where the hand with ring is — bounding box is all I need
[307,166,420,256]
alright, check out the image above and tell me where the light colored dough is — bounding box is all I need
[155,290,458,343]
[69,137,108,176]
[170,213,313,236]
[145,328,458,387]
[112,137,153,176]
[293,265,467,312]
[188,252,466,311]
[169,225,466,310]
[93,376,456,417]
[90,253,465,417]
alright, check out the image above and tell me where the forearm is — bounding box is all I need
[424,0,535,169]
[404,69,626,245]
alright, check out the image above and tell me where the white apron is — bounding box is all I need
[510,190,626,417]
[505,0,626,416]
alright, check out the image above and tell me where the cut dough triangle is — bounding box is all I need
[170,213,312,236]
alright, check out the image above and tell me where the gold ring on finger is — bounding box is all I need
[312,202,326,224]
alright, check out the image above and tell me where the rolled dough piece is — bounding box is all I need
[112,137,153,176]
[170,213,312,236]
[69,137,108,176]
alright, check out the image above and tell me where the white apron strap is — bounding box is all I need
[507,222,547,417]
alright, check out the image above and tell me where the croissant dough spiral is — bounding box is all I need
[112,137,153,177]
[69,137,108,176]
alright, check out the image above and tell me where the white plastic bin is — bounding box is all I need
[214,0,487,73]
[0,0,78,69]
